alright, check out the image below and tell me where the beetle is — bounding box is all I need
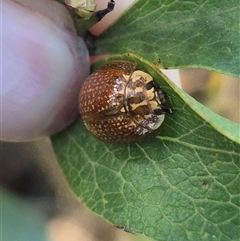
[78,61,172,143]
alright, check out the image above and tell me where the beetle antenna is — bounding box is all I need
[162,107,173,114]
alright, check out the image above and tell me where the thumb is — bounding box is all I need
[1,0,90,142]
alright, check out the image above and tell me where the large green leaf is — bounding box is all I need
[52,54,240,241]
[94,0,239,77]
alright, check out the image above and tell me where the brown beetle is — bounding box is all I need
[79,61,172,143]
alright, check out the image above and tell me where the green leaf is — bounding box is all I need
[52,54,240,241]
[94,0,240,77]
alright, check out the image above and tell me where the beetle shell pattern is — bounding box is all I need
[79,61,172,143]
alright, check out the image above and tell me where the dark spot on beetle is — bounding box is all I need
[146,81,154,90]
[154,108,164,115]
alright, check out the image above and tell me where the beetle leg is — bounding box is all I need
[96,0,115,21]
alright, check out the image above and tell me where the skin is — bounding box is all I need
[1,0,90,141]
